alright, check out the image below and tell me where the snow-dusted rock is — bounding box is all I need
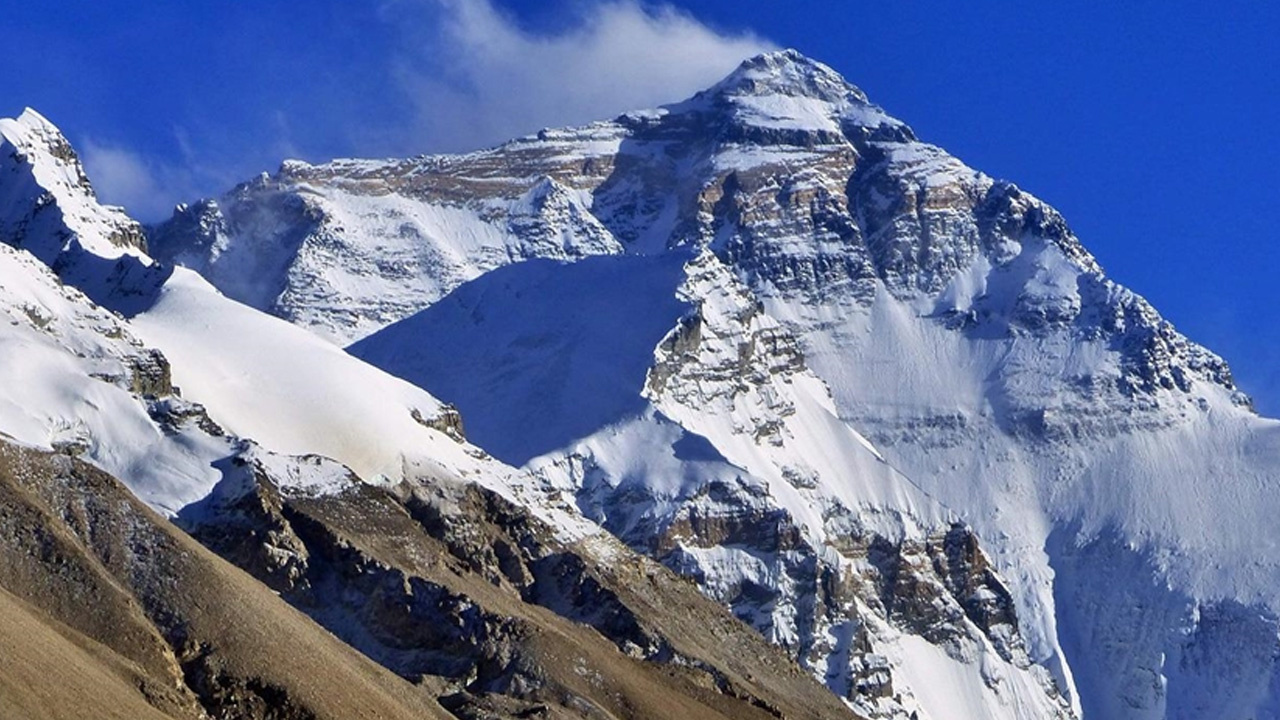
[350,246,1071,717]
[0,108,147,265]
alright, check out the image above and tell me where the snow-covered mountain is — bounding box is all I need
[151,50,1280,719]
[0,107,871,719]
[0,108,536,520]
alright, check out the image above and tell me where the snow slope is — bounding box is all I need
[0,240,227,513]
[130,265,447,483]
[124,261,602,535]
[0,107,598,544]
[353,253,689,465]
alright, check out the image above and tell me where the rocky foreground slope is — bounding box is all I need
[152,50,1280,720]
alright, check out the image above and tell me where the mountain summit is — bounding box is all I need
[1,49,1277,720]
[709,48,857,98]
[0,108,147,265]
[687,48,912,142]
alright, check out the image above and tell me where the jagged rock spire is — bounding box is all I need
[0,108,147,264]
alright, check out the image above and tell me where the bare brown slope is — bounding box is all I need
[403,481,859,720]
[0,440,451,720]
[0,587,173,720]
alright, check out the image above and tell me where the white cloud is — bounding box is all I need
[80,133,246,223]
[387,0,774,152]
[79,1,774,220]
[79,140,181,222]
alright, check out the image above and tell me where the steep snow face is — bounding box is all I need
[351,253,689,465]
[152,49,1280,718]
[642,250,938,542]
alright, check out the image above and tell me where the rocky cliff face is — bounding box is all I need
[179,444,861,720]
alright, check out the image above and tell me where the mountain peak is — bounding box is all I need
[6,106,60,135]
[675,49,909,144]
[0,108,147,264]
[709,49,869,105]
[0,107,93,191]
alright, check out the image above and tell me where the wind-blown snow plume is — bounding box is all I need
[386,0,774,151]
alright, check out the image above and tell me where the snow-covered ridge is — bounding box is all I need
[149,160,622,345]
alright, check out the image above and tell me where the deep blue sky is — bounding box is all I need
[2,1,1278,412]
